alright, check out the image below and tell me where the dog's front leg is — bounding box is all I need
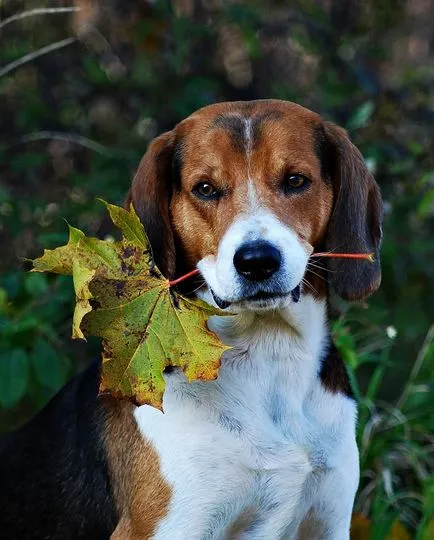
[298,443,359,540]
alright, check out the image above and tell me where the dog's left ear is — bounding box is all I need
[124,131,177,279]
[323,122,383,301]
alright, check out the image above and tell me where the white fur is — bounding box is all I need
[135,296,359,539]
[134,185,358,538]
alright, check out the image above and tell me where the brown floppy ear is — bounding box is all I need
[124,131,177,278]
[323,122,383,301]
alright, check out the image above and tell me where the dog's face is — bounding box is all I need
[171,103,333,310]
[127,100,382,310]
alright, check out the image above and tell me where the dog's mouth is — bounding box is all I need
[211,284,301,310]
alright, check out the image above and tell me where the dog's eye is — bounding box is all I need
[283,174,310,193]
[193,182,220,200]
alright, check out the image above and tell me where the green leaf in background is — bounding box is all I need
[30,339,68,392]
[24,273,49,297]
[346,101,375,130]
[422,520,434,540]
[0,288,8,314]
[416,478,434,540]
[0,349,29,408]
[418,189,434,218]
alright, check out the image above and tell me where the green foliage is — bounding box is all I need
[335,317,434,536]
[0,349,29,408]
[0,271,80,429]
[0,0,433,536]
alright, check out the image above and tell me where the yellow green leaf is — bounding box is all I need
[387,521,411,540]
[351,512,371,540]
[422,519,434,540]
[72,260,95,340]
[32,201,229,409]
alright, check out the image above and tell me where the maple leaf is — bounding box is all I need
[32,201,229,409]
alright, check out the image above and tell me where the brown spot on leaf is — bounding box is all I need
[120,261,135,276]
[89,298,102,309]
[122,245,137,259]
[114,280,126,298]
[149,265,160,278]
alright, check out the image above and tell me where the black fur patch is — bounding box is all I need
[172,138,184,190]
[319,342,354,398]
[0,361,117,539]
[213,111,283,152]
[313,123,333,184]
[213,115,246,151]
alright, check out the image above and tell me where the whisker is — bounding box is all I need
[183,279,207,295]
[305,267,329,284]
[191,284,206,295]
[301,277,318,295]
[315,243,346,255]
[307,261,336,274]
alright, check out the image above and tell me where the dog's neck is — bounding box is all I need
[208,294,327,350]
[210,294,328,391]
[162,293,330,414]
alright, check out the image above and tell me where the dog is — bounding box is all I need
[0,99,382,539]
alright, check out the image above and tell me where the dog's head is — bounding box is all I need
[126,100,382,311]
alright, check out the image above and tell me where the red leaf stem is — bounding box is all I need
[168,252,374,286]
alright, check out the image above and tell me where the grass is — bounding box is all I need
[334,317,434,538]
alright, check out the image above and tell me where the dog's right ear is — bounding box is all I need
[323,122,383,301]
[124,131,177,279]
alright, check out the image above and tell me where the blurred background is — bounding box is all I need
[1,0,433,537]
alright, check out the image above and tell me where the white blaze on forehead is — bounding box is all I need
[243,117,260,212]
[246,179,260,212]
[243,118,253,158]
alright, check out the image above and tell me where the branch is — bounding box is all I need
[0,7,80,31]
[9,131,115,157]
[0,37,76,78]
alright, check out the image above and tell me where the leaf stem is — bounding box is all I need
[169,269,200,287]
[313,252,375,262]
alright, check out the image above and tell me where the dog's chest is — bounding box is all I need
[134,345,355,539]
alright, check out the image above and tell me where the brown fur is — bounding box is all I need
[102,397,171,539]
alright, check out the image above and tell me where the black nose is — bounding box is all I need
[233,241,282,281]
